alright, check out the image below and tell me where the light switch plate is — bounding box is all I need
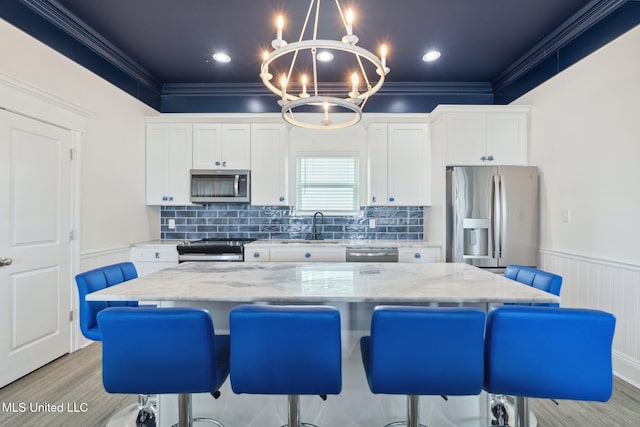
[561,208,571,223]
[168,219,176,229]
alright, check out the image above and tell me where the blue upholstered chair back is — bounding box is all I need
[504,264,562,307]
[361,306,486,396]
[484,306,615,402]
[229,304,342,396]
[75,262,139,341]
[97,307,229,395]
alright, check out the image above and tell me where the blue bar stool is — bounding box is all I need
[229,304,342,427]
[504,265,563,306]
[98,307,230,427]
[75,262,155,425]
[484,306,616,427]
[360,306,486,427]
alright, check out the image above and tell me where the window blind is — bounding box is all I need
[296,156,360,213]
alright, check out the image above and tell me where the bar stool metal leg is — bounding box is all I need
[173,393,224,427]
[514,396,530,427]
[288,395,299,427]
[281,395,318,427]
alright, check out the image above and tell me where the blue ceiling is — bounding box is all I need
[1,0,639,113]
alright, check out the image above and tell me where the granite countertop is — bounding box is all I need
[87,261,559,305]
[246,239,441,248]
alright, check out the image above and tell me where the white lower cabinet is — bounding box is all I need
[268,246,346,262]
[398,247,440,263]
[130,244,179,276]
[245,247,270,262]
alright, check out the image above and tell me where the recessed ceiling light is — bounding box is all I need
[317,51,334,62]
[212,52,231,63]
[422,50,441,62]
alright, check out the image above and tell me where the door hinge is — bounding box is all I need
[70,148,75,160]
[69,310,74,322]
[69,230,75,241]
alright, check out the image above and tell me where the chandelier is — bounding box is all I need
[260,0,389,130]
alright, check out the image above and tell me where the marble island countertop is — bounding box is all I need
[246,239,441,248]
[87,262,559,305]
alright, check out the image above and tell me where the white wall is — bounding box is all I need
[0,19,160,264]
[512,25,640,386]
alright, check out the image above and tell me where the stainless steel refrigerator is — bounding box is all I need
[446,166,539,272]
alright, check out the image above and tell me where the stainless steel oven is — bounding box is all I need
[176,238,256,262]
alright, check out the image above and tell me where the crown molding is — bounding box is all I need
[19,0,162,93]
[492,0,629,92]
[162,81,493,97]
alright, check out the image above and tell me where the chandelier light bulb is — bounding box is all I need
[321,102,332,126]
[381,45,387,68]
[277,16,284,40]
[350,72,359,98]
[280,74,287,102]
[346,9,354,35]
[301,74,309,97]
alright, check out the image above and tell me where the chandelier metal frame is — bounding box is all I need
[260,0,389,130]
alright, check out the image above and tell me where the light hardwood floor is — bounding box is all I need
[0,343,639,426]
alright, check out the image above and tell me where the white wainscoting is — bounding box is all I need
[540,248,640,389]
[79,246,132,272]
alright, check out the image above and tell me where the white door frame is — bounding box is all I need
[0,71,93,353]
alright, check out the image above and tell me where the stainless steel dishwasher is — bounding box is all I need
[346,247,398,262]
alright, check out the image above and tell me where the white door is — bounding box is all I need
[0,109,72,387]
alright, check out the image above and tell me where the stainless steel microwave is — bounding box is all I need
[190,169,250,203]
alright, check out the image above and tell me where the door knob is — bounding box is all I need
[0,257,13,267]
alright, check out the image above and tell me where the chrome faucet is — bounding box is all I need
[311,211,324,240]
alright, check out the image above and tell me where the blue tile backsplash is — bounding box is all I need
[161,205,426,241]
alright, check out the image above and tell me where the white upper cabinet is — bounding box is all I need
[435,106,529,166]
[146,123,193,205]
[368,123,431,206]
[367,123,389,205]
[250,123,288,205]
[192,123,251,169]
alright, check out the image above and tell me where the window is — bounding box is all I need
[296,155,360,214]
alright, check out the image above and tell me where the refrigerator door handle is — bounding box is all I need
[493,175,502,259]
[499,174,507,260]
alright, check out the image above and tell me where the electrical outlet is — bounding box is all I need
[369,218,376,228]
[561,208,571,223]
[168,219,176,230]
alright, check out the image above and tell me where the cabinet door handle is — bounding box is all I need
[372,196,377,203]
[162,196,168,201]
[480,156,486,161]
[389,197,395,203]
[215,161,221,166]
[0,257,13,267]
[253,252,260,258]
[487,155,494,161]
[279,196,285,202]
[154,252,160,259]
[222,161,227,167]
[305,253,311,258]
[414,252,421,259]
[168,196,174,202]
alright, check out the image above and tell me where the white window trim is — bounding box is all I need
[294,152,361,216]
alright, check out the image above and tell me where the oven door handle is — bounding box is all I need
[234,174,240,197]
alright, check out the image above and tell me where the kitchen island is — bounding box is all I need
[87,262,558,427]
